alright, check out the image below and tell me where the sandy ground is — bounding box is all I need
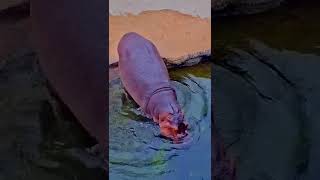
[109,0,211,18]
[109,10,211,65]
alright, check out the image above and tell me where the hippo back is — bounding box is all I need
[118,32,171,111]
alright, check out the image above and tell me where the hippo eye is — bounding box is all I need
[167,114,174,120]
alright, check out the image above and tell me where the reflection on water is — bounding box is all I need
[214,2,320,180]
[0,51,106,180]
[109,62,211,179]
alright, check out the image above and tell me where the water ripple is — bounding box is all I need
[109,62,211,179]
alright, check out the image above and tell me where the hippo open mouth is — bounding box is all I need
[158,112,189,141]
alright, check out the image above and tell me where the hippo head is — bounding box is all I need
[158,111,189,140]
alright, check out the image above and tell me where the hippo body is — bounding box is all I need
[118,32,187,138]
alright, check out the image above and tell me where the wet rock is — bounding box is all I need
[212,0,284,15]
[0,0,27,11]
[212,0,233,11]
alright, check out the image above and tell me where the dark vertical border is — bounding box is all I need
[0,0,109,178]
[30,0,109,177]
[212,3,236,180]
[211,2,215,179]
[106,0,110,177]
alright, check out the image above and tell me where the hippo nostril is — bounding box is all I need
[177,122,188,134]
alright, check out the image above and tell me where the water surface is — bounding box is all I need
[0,51,106,180]
[109,61,211,179]
[214,2,320,180]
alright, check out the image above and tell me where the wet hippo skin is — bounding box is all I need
[118,32,188,140]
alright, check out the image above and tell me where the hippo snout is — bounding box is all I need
[159,112,189,140]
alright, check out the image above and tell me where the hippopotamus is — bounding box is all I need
[117,32,188,140]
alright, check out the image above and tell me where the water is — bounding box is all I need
[109,61,211,179]
[0,51,106,180]
[214,2,320,180]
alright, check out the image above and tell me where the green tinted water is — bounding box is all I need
[109,62,211,179]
